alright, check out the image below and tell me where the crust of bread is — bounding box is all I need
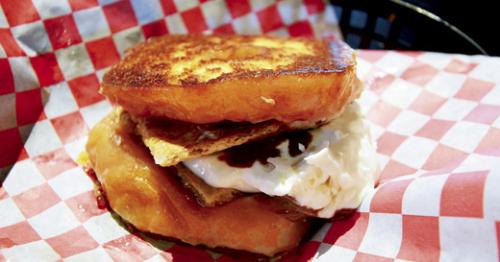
[101,35,360,124]
[85,109,310,256]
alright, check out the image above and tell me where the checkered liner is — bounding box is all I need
[0,0,499,261]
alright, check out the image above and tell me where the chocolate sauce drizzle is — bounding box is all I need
[218,130,312,168]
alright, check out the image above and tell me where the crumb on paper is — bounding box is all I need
[260,96,276,105]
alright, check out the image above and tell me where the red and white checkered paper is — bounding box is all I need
[1,0,500,261]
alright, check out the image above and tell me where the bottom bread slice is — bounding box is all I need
[85,109,311,256]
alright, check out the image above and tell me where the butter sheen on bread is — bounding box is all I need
[101,35,360,124]
[86,110,310,256]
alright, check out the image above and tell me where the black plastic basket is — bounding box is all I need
[330,0,487,55]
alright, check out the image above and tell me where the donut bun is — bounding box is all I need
[85,109,311,256]
[101,35,360,124]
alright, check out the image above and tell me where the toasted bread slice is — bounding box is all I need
[85,109,310,256]
[102,35,360,124]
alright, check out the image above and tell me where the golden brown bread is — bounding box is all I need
[85,109,310,256]
[101,35,361,124]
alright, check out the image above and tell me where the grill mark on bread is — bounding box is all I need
[103,35,353,88]
[101,35,359,124]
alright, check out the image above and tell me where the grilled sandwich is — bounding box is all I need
[84,35,378,257]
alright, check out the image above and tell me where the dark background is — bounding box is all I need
[331,0,498,56]
[406,0,498,55]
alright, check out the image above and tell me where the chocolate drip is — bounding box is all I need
[218,131,312,168]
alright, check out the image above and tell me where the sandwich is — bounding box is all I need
[84,35,379,256]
